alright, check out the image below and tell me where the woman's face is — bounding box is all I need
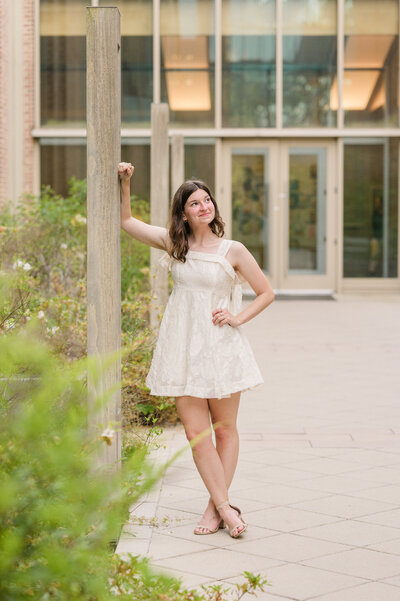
[183,189,215,230]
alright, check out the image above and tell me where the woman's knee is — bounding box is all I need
[213,422,238,443]
[184,427,213,446]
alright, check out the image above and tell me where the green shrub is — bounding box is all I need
[0,316,157,600]
[0,180,178,426]
[0,312,270,601]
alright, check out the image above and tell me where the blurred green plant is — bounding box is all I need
[0,304,270,601]
[0,179,178,426]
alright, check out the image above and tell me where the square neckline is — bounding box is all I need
[187,239,226,256]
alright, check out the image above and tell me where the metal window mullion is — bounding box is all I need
[153,0,160,103]
[337,0,344,128]
[215,0,222,129]
[276,0,282,129]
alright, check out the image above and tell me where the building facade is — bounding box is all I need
[2,0,400,294]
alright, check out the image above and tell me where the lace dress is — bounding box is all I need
[145,239,264,399]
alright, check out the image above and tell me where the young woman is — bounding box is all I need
[119,162,274,538]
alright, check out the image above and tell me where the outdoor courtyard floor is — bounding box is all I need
[117,293,400,601]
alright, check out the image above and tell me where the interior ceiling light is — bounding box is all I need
[162,36,209,69]
[165,71,211,111]
[162,36,211,111]
[344,35,394,69]
[330,70,381,111]
[330,34,394,111]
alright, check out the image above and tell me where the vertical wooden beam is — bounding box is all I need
[86,7,121,468]
[171,134,184,196]
[150,103,169,329]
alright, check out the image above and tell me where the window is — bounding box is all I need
[342,0,399,127]
[343,140,398,277]
[160,0,215,127]
[283,0,337,127]
[222,0,276,127]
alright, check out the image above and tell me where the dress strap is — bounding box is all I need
[217,239,233,257]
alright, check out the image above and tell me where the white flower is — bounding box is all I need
[5,319,15,330]
[60,243,67,250]
[101,428,115,446]
[51,326,59,335]
[74,214,87,224]
[37,310,45,320]
[23,262,31,271]
[12,259,24,269]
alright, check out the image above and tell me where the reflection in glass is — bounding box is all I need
[184,143,215,193]
[40,140,151,201]
[99,1,153,126]
[40,140,86,196]
[343,141,398,277]
[283,0,337,127]
[222,0,276,127]
[120,35,153,126]
[289,149,326,273]
[121,142,151,201]
[231,152,268,270]
[342,0,399,127]
[40,0,87,126]
[41,0,153,127]
[161,0,214,128]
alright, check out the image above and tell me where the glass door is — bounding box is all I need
[231,150,269,271]
[280,142,336,290]
[224,140,335,291]
[223,141,279,290]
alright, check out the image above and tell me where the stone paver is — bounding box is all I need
[117,295,400,600]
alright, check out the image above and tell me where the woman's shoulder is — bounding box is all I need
[225,239,246,254]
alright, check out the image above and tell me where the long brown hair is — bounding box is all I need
[168,180,225,262]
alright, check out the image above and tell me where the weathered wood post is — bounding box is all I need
[171,135,184,196]
[86,7,121,468]
[150,103,169,330]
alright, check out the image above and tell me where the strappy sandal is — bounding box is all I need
[216,501,247,538]
[193,518,225,535]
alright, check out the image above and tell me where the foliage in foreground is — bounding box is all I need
[0,179,178,426]
[0,313,270,601]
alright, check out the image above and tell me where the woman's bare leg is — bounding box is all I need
[209,391,241,488]
[175,395,243,534]
[200,392,241,522]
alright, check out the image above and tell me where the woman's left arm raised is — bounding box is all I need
[212,241,275,328]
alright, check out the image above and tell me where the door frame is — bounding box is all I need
[278,140,337,290]
[221,139,337,292]
[221,139,280,290]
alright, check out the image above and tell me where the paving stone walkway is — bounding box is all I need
[117,293,400,601]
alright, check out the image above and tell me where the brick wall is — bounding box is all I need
[23,0,35,196]
[0,0,8,204]
[0,0,35,206]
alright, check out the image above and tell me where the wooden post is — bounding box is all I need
[171,135,184,197]
[150,103,169,330]
[86,7,121,468]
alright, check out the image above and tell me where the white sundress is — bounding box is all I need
[145,238,264,400]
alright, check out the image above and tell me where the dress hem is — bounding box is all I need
[144,378,264,400]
